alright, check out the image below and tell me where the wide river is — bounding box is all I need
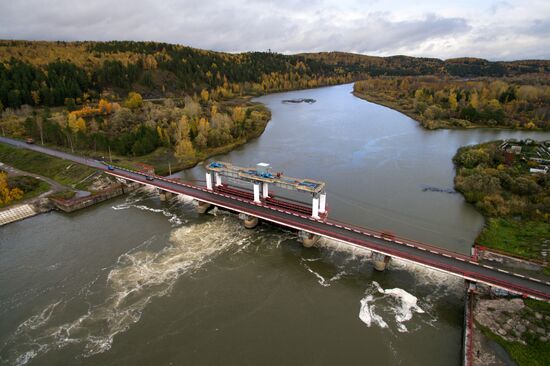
[1,84,548,365]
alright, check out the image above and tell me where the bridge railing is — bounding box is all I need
[103,165,550,300]
[106,163,474,261]
[325,216,474,261]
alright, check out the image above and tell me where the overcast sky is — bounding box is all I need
[1,0,549,60]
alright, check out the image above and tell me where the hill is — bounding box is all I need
[1,40,549,110]
[300,52,550,77]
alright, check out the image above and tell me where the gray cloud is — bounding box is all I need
[0,0,548,60]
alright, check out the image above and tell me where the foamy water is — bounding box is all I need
[111,188,191,226]
[2,190,465,364]
[358,281,422,332]
[312,237,461,333]
[1,214,258,365]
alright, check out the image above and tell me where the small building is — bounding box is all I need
[500,140,522,155]
[530,166,548,174]
[508,145,522,154]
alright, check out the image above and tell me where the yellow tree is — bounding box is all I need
[469,91,480,109]
[195,117,210,150]
[174,139,195,160]
[449,90,458,111]
[232,106,245,123]
[68,114,86,134]
[200,89,209,103]
[98,99,113,114]
[211,104,218,118]
[175,115,190,142]
[0,172,23,205]
[125,92,143,110]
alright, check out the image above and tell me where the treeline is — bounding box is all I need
[0,40,358,110]
[2,40,550,111]
[301,52,550,77]
[354,75,550,129]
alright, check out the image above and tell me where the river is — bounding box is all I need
[1,83,548,365]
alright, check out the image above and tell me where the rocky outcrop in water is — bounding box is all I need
[282,98,316,104]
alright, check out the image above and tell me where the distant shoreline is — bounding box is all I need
[352,90,548,132]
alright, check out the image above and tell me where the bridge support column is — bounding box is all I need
[194,200,211,214]
[312,197,320,219]
[239,213,259,229]
[159,189,173,201]
[215,172,222,187]
[253,183,261,203]
[206,172,213,191]
[262,182,269,198]
[319,193,326,214]
[298,231,320,248]
[373,252,391,271]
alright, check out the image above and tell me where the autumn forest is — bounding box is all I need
[1,40,549,172]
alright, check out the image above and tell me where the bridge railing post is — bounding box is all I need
[215,172,222,187]
[262,182,269,198]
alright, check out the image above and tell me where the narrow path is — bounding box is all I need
[0,161,66,195]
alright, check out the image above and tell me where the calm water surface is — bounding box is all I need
[1,84,548,365]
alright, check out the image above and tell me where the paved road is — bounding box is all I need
[2,136,549,300]
[0,136,104,170]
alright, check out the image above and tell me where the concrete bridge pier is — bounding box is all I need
[298,231,320,248]
[194,200,211,214]
[158,189,173,201]
[239,213,259,229]
[373,252,391,271]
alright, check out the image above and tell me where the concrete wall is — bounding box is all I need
[51,183,138,213]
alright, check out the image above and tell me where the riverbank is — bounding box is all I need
[451,141,549,264]
[353,75,550,131]
[0,141,134,221]
[118,104,271,175]
[470,285,550,366]
[1,98,271,177]
[353,90,543,132]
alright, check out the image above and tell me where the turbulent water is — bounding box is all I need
[1,84,548,365]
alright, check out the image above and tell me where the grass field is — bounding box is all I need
[477,218,550,261]
[0,143,98,190]
[480,326,550,366]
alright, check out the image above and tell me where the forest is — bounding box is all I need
[2,91,271,172]
[0,40,357,110]
[2,40,550,110]
[354,75,550,130]
[2,40,550,169]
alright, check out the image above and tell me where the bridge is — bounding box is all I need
[1,136,549,301]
